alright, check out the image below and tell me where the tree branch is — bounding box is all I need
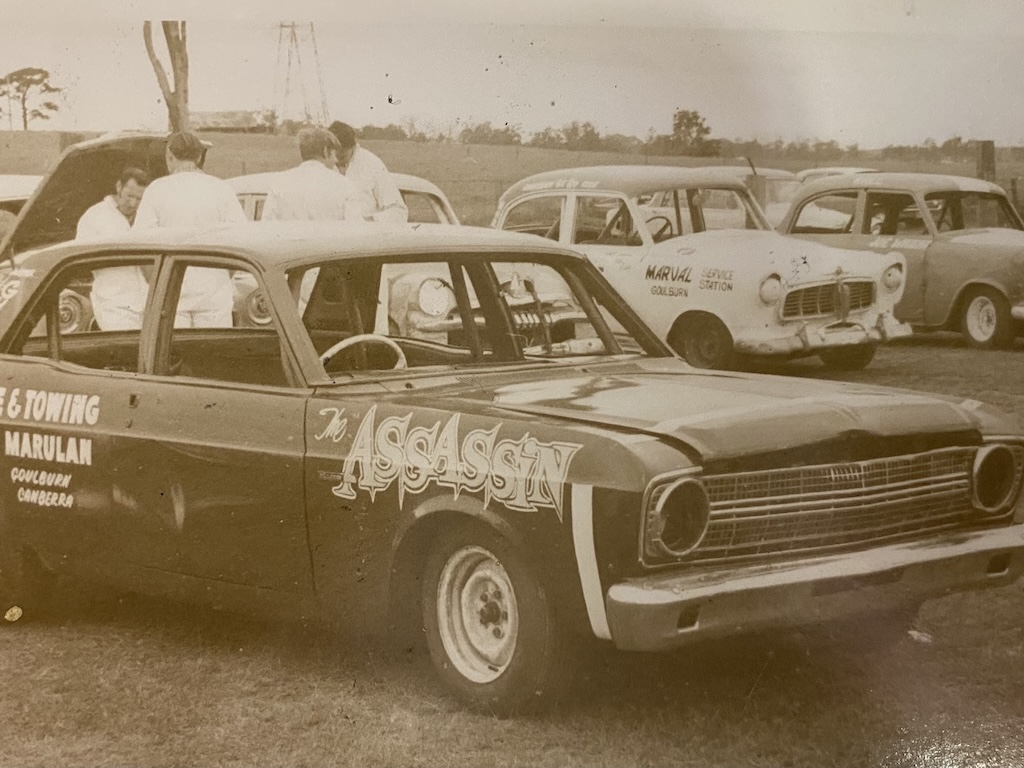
[143,21,175,106]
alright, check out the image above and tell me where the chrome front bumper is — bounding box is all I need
[605,525,1024,651]
[733,313,911,356]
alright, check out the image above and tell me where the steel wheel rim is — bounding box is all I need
[966,296,997,342]
[436,544,518,684]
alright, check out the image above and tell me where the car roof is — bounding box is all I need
[0,175,43,202]
[799,171,1007,196]
[500,165,751,201]
[227,170,447,197]
[19,221,587,270]
[714,166,797,180]
[795,167,877,182]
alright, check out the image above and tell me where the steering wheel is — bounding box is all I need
[319,334,408,370]
[646,216,673,241]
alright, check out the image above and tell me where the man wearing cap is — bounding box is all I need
[328,121,408,223]
[76,167,151,330]
[133,131,246,328]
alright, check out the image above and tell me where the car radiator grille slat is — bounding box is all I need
[782,281,875,318]
[690,447,1020,563]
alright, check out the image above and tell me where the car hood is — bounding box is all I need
[655,229,901,280]
[444,360,1010,462]
[0,134,169,259]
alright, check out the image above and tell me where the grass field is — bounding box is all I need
[5,129,1024,226]
[1,132,1024,766]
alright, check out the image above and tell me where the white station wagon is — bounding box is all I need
[493,166,910,370]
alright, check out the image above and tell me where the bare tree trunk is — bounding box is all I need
[143,20,190,132]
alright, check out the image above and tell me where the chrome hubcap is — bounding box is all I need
[966,296,997,341]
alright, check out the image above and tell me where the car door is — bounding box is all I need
[122,253,313,596]
[857,190,930,324]
[565,192,668,321]
[0,253,164,582]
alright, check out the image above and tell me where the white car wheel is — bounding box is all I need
[961,288,1014,349]
[421,524,576,713]
[436,544,519,684]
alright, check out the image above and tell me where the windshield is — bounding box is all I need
[924,191,1024,232]
[286,253,666,376]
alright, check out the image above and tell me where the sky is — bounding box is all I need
[2,0,1023,148]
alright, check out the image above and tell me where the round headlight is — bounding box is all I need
[58,291,86,334]
[882,264,903,292]
[645,477,711,558]
[972,444,1018,513]
[416,277,455,317]
[758,275,783,306]
[245,290,273,326]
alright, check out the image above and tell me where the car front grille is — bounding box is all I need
[782,281,874,318]
[689,446,1023,564]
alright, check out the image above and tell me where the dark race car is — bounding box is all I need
[0,220,1022,713]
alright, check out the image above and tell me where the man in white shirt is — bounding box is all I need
[75,167,150,330]
[133,131,246,328]
[261,127,363,222]
[328,121,409,223]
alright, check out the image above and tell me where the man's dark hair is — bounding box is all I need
[298,127,341,161]
[119,167,151,187]
[328,121,357,150]
[166,131,205,162]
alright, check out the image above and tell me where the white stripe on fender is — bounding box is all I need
[571,484,611,640]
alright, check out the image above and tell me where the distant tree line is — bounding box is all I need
[348,109,1011,163]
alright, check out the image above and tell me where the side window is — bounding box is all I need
[864,192,921,236]
[8,258,155,373]
[791,192,857,234]
[573,195,633,244]
[402,191,444,224]
[159,262,290,387]
[500,196,563,239]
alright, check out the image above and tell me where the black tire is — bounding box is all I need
[0,499,54,626]
[673,314,735,370]
[0,546,54,626]
[421,523,576,714]
[960,287,1015,349]
[818,344,877,371]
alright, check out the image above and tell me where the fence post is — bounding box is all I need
[976,140,996,182]
[1011,178,1021,214]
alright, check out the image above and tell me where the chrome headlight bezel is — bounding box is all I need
[972,442,1024,515]
[641,469,711,561]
